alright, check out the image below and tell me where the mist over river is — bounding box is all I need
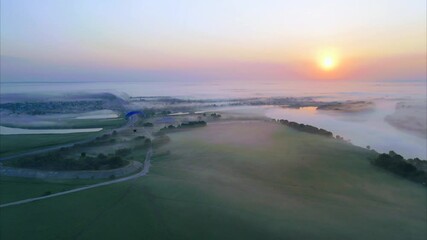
[1,80,426,159]
[265,103,426,159]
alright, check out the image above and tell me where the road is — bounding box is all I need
[0,115,152,208]
[0,148,152,208]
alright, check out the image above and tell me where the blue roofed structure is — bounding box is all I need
[125,111,144,119]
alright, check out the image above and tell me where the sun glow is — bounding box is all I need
[317,50,339,71]
[322,56,335,69]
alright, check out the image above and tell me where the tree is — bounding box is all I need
[366,145,371,150]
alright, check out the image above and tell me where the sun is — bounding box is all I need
[315,48,340,72]
[320,55,336,71]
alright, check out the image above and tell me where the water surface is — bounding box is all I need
[265,102,426,159]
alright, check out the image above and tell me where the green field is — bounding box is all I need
[0,120,425,240]
[2,117,126,130]
[0,176,101,204]
[64,118,126,130]
[0,132,101,157]
[0,118,126,158]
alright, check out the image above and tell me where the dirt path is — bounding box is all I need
[0,148,152,208]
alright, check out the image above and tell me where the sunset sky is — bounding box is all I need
[1,0,426,82]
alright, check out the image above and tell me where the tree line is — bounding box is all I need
[161,121,207,131]
[278,119,333,138]
[371,151,427,186]
[4,147,131,171]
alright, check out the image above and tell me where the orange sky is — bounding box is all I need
[1,0,426,82]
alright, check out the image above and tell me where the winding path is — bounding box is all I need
[0,148,152,208]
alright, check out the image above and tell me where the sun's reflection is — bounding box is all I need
[299,106,318,114]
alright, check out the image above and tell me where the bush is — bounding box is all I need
[108,156,125,168]
[143,122,154,127]
[97,153,107,160]
[134,136,146,141]
[115,148,132,157]
[180,121,207,127]
[42,191,52,196]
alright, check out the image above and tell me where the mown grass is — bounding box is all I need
[0,132,100,157]
[0,121,425,240]
[1,117,126,130]
[63,118,126,130]
[0,118,126,158]
[0,176,101,204]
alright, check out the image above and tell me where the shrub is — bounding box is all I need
[42,191,52,196]
[115,148,132,157]
[108,156,125,168]
[180,121,207,127]
[134,136,146,141]
[143,122,154,127]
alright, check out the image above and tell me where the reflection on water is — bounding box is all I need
[265,101,426,159]
[298,106,318,114]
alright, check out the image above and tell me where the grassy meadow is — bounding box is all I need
[0,118,126,157]
[0,132,99,157]
[0,120,425,240]
[0,176,101,204]
[64,118,126,130]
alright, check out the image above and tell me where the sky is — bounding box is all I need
[1,0,426,82]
